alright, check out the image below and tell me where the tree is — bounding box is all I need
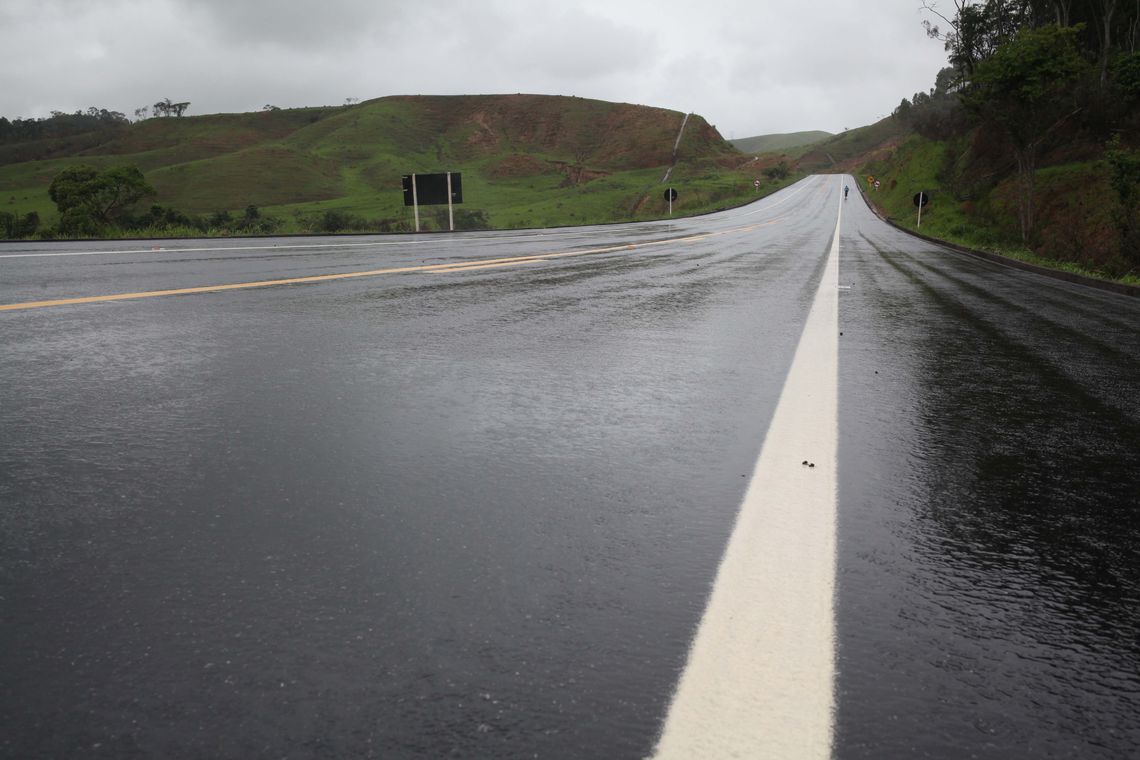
[894,97,914,122]
[0,211,39,239]
[1105,135,1140,263]
[1128,0,1140,52]
[896,67,969,139]
[923,1,1017,80]
[48,164,156,234]
[152,98,190,117]
[1052,0,1075,26]
[763,161,790,180]
[1094,0,1121,84]
[1116,50,1140,99]
[965,24,1091,241]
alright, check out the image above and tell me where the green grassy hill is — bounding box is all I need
[794,118,910,173]
[730,131,831,157]
[0,95,802,236]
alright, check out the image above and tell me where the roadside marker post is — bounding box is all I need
[913,191,929,228]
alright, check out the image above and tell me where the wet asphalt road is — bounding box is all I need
[1,175,1138,758]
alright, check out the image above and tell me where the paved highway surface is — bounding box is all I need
[2,176,1137,758]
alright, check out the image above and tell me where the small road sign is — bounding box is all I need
[914,190,930,228]
[664,188,679,202]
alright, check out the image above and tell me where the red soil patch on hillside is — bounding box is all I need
[383,94,735,172]
[486,154,550,178]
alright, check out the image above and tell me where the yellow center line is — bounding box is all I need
[434,260,548,273]
[0,220,780,312]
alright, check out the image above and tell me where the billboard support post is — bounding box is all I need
[403,173,463,231]
[447,172,454,232]
[412,173,420,233]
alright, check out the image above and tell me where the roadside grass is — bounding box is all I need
[1,186,55,220]
[149,146,343,212]
[262,160,792,232]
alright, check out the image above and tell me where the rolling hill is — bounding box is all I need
[0,95,801,235]
[730,131,831,157]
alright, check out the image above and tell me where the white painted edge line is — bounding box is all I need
[0,238,430,259]
[651,176,842,760]
[0,228,634,260]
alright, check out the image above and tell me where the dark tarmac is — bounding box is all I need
[2,175,1137,758]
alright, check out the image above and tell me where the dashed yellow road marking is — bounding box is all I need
[0,220,779,312]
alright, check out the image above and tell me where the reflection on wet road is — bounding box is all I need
[2,175,1138,758]
[836,197,1140,758]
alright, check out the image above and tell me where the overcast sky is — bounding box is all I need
[0,0,950,138]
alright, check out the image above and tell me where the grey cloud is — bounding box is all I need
[497,9,658,81]
[184,0,399,48]
[0,0,953,135]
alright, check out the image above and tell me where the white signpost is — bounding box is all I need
[411,173,420,232]
[914,191,929,228]
[446,172,455,232]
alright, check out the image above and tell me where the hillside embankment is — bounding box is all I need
[825,120,1140,288]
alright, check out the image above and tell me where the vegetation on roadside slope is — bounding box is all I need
[838,1,1140,285]
[797,118,911,173]
[0,95,801,239]
[856,134,1134,283]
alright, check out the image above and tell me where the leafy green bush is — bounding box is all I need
[0,210,39,239]
[48,164,155,234]
[1114,52,1140,103]
[429,207,491,230]
[762,162,789,180]
[1105,136,1140,265]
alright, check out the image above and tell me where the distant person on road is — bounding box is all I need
[844,184,849,200]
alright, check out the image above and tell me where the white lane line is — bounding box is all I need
[738,176,817,216]
[1,179,817,261]
[0,239,429,259]
[652,177,842,760]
